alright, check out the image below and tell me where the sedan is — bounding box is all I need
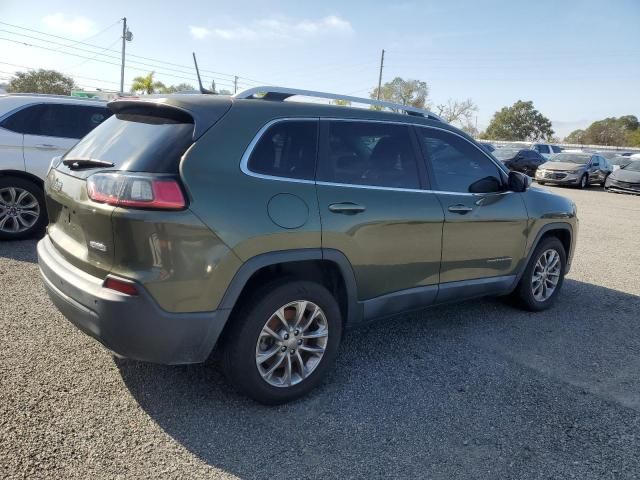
[605,161,640,195]
[535,153,613,189]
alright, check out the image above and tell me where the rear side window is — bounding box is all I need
[62,110,194,174]
[317,121,420,189]
[0,104,111,138]
[551,145,562,153]
[247,120,318,180]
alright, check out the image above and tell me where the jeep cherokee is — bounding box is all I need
[37,87,578,404]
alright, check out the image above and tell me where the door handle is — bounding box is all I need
[448,204,473,214]
[35,144,57,150]
[328,202,366,214]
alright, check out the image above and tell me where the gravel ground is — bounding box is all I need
[1,185,639,480]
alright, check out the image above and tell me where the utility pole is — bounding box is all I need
[376,49,385,101]
[234,76,238,94]
[120,18,133,94]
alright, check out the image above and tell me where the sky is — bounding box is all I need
[0,0,638,138]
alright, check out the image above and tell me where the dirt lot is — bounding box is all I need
[1,185,639,480]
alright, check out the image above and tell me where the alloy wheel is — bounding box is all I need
[0,187,40,234]
[531,248,561,302]
[255,300,329,388]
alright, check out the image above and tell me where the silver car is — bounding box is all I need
[535,152,613,189]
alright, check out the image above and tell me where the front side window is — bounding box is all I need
[317,121,420,189]
[247,120,318,180]
[551,145,562,153]
[537,144,551,154]
[417,128,504,193]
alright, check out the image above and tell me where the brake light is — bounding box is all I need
[87,172,186,210]
[104,277,138,296]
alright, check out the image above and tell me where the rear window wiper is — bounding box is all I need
[62,158,115,169]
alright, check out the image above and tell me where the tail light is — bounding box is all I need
[87,172,186,210]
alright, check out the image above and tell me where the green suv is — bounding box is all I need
[37,87,578,404]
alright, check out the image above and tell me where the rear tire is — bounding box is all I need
[537,181,546,185]
[221,280,342,404]
[0,176,46,240]
[512,237,566,312]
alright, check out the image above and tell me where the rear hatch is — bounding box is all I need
[45,96,231,277]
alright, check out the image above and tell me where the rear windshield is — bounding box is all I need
[62,111,194,174]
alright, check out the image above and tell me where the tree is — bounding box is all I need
[332,99,351,106]
[7,69,77,95]
[370,77,429,109]
[131,72,166,94]
[435,98,478,125]
[563,116,640,146]
[482,100,554,141]
[161,83,196,93]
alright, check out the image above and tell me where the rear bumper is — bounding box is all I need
[37,236,229,364]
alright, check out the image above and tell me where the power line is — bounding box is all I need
[0,21,271,85]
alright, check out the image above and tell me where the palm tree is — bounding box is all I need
[130,72,166,94]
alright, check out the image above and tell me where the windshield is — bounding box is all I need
[492,148,520,160]
[610,157,631,166]
[622,161,640,172]
[548,153,590,164]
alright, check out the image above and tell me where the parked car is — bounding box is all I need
[0,94,111,239]
[535,152,612,188]
[37,87,578,404]
[492,147,546,176]
[608,156,633,171]
[530,142,562,159]
[605,161,640,195]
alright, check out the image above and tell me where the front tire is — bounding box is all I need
[221,280,342,404]
[0,176,46,240]
[513,237,566,312]
[577,174,588,189]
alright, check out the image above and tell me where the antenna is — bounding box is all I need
[192,52,213,94]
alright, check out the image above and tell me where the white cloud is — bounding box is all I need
[190,15,353,42]
[42,13,96,36]
[189,25,212,40]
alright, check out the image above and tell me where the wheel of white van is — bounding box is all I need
[0,177,46,240]
[578,174,588,189]
[221,280,342,404]
[513,237,566,312]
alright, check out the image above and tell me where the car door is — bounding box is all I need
[0,107,27,171]
[415,126,528,297]
[22,103,110,179]
[316,119,444,309]
[588,155,603,184]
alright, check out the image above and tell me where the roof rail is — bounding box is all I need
[233,86,444,121]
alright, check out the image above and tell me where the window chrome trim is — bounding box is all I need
[239,117,318,185]
[413,123,511,175]
[239,117,511,196]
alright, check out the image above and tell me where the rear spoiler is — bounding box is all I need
[108,96,232,140]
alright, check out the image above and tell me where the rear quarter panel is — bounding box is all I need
[180,101,322,263]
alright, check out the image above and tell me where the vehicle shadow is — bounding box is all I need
[0,239,38,263]
[115,279,640,478]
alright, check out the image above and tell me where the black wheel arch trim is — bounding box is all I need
[0,170,45,189]
[514,222,574,287]
[218,248,361,325]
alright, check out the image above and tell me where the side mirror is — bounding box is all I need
[469,176,503,193]
[508,171,530,192]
